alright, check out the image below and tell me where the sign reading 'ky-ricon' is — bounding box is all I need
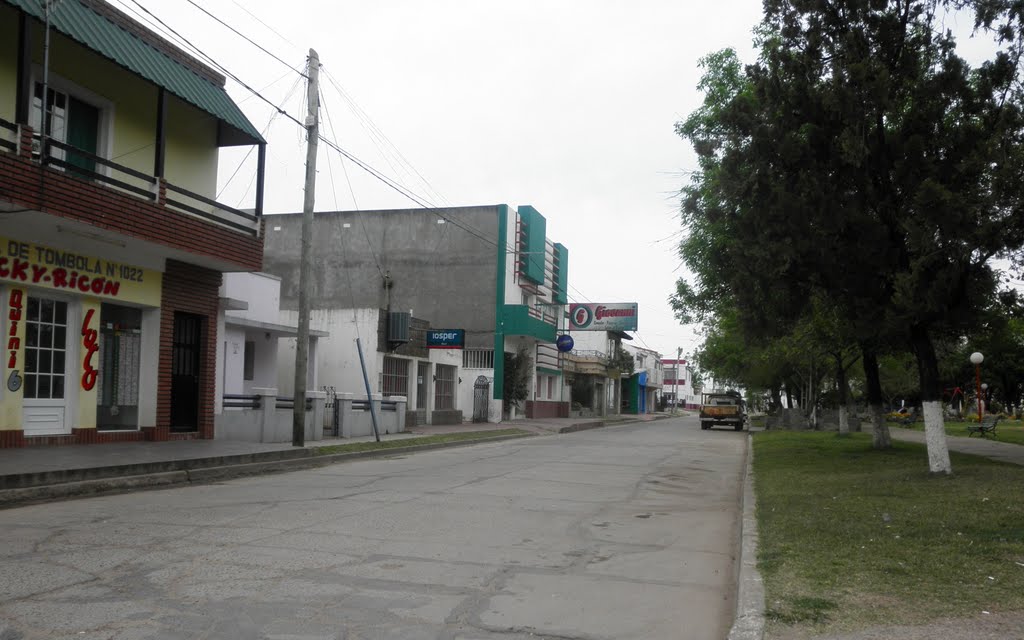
[0,236,162,306]
[568,303,638,331]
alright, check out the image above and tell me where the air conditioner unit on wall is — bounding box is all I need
[388,311,410,345]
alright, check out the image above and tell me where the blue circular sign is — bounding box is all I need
[556,334,575,352]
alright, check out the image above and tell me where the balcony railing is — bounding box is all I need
[0,118,259,236]
[0,119,17,154]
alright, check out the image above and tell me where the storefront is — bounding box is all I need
[1,236,162,446]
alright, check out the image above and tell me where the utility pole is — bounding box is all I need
[293,49,319,447]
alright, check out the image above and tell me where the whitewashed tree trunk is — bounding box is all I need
[871,404,891,449]
[838,405,849,435]
[922,400,951,474]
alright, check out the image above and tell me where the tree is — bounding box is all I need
[675,1,1024,472]
[502,348,532,416]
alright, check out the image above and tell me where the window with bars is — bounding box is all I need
[382,356,409,396]
[434,364,456,410]
[24,298,69,400]
[462,349,494,369]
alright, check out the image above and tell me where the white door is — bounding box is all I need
[23,297,70,436]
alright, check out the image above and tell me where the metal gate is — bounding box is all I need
[322,385,338,436]
[170,312,201,432]
[472,375,490,423]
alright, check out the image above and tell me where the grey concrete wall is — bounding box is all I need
[262,206,501,337]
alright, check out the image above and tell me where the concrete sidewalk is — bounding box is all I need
[0,414,668,507]
[888,425,1024,466]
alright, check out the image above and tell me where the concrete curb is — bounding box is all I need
[0,432,534,509]
[728,432,766,640]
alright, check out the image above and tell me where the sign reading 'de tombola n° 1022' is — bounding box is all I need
[426,329,465,349]
[569,303,639,331]
[0,236,163,307]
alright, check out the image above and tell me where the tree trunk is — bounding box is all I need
[909,324,952,474]
[835,353,849,435]
[862,348,891,449]
[785,382,795,409]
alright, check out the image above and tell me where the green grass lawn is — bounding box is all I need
[754,431,1024,635]
[897,419,1024,445]
[311,429,532,455]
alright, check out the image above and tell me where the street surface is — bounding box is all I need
[0,417,748,640]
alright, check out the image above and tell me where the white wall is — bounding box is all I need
[223,273,282,323]
[222,325,245,398]
[278,308,381,397]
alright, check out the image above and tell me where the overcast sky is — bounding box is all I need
[124,0,768,360]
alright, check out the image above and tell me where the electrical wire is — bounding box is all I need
[127,1,595,323]
[229,0,299,50]
[185,0,307,78]
[319,87,386,280]
[321,67,448,207]
[219,73,304,200]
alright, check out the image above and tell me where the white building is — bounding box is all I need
[275,308,464,428]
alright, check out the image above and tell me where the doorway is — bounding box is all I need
[170,312,201,432]
[22,297,70,436]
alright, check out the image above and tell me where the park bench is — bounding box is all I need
[967,415,999,438]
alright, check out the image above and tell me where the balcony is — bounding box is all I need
[0,119,263,273]
[15,122,259,235]
[503,304,557,342]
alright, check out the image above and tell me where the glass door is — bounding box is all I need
[22,297,70,436]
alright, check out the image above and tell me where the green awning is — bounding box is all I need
[7,0,264,146]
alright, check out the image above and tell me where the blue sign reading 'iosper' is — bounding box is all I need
[426,329,465,349]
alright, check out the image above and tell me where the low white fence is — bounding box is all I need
[216,389,408,442]
[216,388,326,444]
[334,393,407,438]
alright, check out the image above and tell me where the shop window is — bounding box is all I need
[243,341,255,381]
[97,303,142,430]
[434,364,456,410]
[23,297,68,400]
[382,356,409,396]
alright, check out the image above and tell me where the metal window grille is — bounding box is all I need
[382,356,409,396]
[434,364,456,410]
[462,349,494,369]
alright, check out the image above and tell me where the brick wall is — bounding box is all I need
[525,400,569,419]
[0,129,263,272]
[156,260,222,440]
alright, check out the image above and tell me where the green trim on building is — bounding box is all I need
[537,367,562,377]
[518,205,547,285]
[623,374,640,414]
[502,305,557,343]
[493,205,509,400]
[552,242,568,304]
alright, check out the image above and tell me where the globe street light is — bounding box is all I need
[970,352,984,422]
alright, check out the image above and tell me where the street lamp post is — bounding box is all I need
[970,352,984,422]
[673,347,681,415]
[981,383,989,416]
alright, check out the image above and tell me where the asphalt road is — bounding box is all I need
[0,416,748,640]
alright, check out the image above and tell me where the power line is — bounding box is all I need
[229,0,299,51]
[319,87,386,280]
[320,67,449,207]
[219,73,304,200]
[185,0,307,78]
[126,0,297,126]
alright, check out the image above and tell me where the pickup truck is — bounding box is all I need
[700,392,745,431]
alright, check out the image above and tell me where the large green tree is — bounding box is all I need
[675,1,1024,472]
